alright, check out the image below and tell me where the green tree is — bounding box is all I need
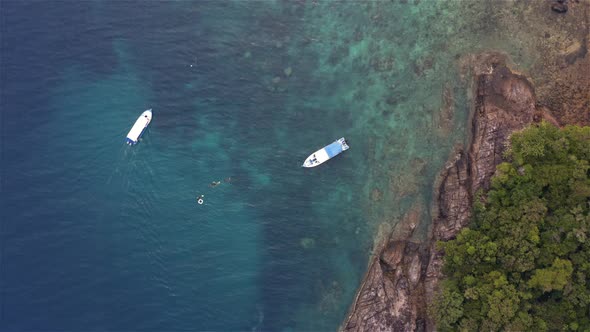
[433,281,464,331]
[435,123,590,331]
[528,258,573,292]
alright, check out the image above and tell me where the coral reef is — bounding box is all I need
[341,52,547,331]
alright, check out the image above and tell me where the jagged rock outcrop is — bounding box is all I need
[341,53,539,332]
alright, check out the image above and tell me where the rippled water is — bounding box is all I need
[1,1,543,330]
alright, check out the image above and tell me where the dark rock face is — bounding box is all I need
[551,2,568,13]
[469,65,536,193]
[340,53,538,332]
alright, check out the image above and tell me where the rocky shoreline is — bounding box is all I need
[340,51,574,331]
[340,2,589,330]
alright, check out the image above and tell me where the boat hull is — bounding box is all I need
[126,109,152,145]
[302,137,349,167]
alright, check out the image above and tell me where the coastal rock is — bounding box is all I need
[341,53,538,332]
[430,149,470,242]
[469,64,536,193]
[551,2,568,13]
[558,40,587,68]
[532,0,589,127]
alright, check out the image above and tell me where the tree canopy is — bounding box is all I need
[435,122,590,331]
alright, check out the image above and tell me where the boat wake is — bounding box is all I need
[251,305,264,332]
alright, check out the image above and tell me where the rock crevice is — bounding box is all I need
[341,52,539,332]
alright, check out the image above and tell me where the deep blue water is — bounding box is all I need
[2,0,532,330]
[1,2,372,331]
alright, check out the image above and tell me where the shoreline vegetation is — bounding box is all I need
[341,47,589,331]
[435,123,590,331]
[341,0,589,329]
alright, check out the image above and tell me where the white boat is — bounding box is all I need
[126,109,152,145]
[302,137,349,168]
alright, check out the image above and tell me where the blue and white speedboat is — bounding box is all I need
[302,137,349,168]
[126,109,152,145]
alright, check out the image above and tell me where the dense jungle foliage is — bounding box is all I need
[435,123,590,331]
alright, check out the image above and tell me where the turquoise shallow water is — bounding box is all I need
[1,1,543,331]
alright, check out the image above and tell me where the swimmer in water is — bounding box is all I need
[197,194,204,205]
[209,181,221,188]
